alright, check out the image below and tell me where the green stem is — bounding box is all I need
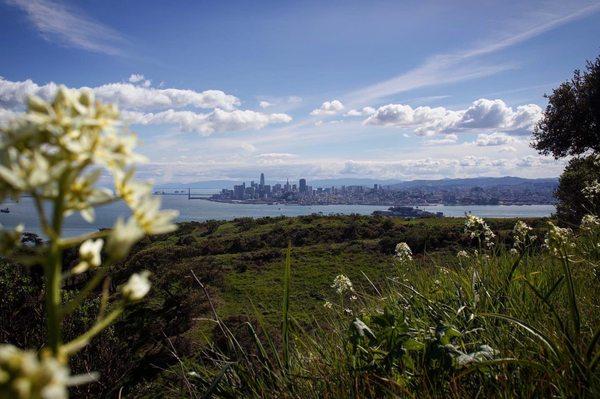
[61,306,123,355]
[45,175,68,355]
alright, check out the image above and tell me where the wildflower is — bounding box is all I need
[544,222,574,257]
[132,195,179,235]
[581,214,600,231]
[509,248,518,256]
[0,344,71,399]
[64,170,113,223]
[344,308,353,316]
[72,239,104,274]
[583,179,600,202]
[352,318,375,339]
[121,271,151,302]
[394,242,413,263]
[512,220,535,249]
[350,295,358,301]
[455,345,498,368]
[106,217,144,260]
[464,214,495,248]
[323,301,333,309]
[331,274,354,294]
[457,250,469,259]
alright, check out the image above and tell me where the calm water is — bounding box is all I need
[0,194,555,237]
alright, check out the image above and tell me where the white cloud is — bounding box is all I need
[310,100,345,116]
[123,109,292,135]
[259,100,272,109]
[240,143,257,152]
[128,73,151,87]
[425,134,458,145]
[255,153,298,165]
[364,98,542,136]
[363,103,461,136]
[0,76,240,111]
[338,155,564,180]
[475,132,516,146]
[456,99,542,134]
[128,74,145,83]
[6,0,127,55]
[345,106,376,117]
[0,108,19,127]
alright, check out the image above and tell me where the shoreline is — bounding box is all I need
[202,198,556,207]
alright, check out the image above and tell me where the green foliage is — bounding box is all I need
[555,155,600,225]
[532,54,600,158]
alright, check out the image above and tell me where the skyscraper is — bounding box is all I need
[260,173,265,188]
[299,178,307,193]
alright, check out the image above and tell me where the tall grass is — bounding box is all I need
[179,221,600,398]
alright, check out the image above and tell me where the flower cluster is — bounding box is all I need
[457,250,469,259]
[331,274,354,295]
[583,179,600,202]
[512,220,536,250]
[0,87,178,253]
[544,222,574,257]
[464,215,495,248]
[0,345,71,399]
[0,87,180,394]
[394,242,413,263]
[580,214,600,232]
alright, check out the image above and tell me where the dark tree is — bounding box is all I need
[554,156,600,226]
[532,56,600,158]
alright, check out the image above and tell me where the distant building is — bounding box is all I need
[260,173,265,188]
[299,178,307,193]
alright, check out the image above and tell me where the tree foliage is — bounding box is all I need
[555,156,600,226]
[532,55,600,158]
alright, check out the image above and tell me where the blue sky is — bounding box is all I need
[1,0,599,183]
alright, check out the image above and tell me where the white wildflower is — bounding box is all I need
[323,301,333,309]
[132,195,179,235]
[394,242,413,263]
[350,295,358,301]
[72,239,103,274]
[545,221,574,257]
[464,214,495,248]
[581,214,600,232]
[509,248,519,256]
[513,220,534,248]
[352,318,375,339]
[106,217,144,260]
[457,250,469,259]
[121,271,151,302]
[583,179,600,202]
[344,308,353,316]
[0,344,71,399]
[331,274,354,294]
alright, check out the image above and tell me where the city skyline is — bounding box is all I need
[1,1,599,183]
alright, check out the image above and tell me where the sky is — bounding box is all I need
[1,0,599,184]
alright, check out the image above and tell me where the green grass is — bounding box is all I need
[140,215,600,398]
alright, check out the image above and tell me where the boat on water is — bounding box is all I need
[0,208,9,213]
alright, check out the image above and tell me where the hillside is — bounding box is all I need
[1,215,550,397]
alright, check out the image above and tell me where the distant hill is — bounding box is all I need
[389,176,558,190]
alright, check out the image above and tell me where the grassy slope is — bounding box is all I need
[123,215,547,344]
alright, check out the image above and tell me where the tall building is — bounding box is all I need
[260,173,265,188]
[299,178,307,193]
